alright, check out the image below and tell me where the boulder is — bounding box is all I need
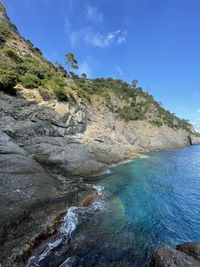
[176,242,200,261]
[151,247,200,267]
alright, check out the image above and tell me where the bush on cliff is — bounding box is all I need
[0,51,19,93]
[0,22,11,43]
[20,73,41,88]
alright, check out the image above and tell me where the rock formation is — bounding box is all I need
[151,242,200,267]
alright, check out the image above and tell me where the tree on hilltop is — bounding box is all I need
[131,79,138,89]
[65,52,78,72]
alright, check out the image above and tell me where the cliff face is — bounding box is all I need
[0,2,200,179]
[0,91,199,179]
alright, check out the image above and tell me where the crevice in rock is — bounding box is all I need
[188,136,193,145]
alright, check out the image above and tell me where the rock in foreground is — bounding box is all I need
[151,243,200,267]
[176,242,200,262]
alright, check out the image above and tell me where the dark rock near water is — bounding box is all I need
[176,242,200,262]
[151,244,200,267]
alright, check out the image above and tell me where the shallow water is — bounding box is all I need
[27,145,200,267]
[77,145,200,266]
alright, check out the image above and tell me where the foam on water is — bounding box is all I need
[138,154,149,159]
[61,185,105,236]
[26,185,105,267]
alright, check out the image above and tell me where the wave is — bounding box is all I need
[61,185,105,236]
[93,185,104,195]
[138,154,149,159]
[26,185,105,267]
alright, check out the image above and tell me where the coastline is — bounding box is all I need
[82,142,199,181]
[1,143,200,266]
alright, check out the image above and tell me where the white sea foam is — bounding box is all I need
[26,239,62,267]
[26,185,105,266]
[93,185,104,196]
[59,257,77,267]
[138,154,149,159]
[38,239,62,262]
[61,195,105,237]
[60,206,80,236]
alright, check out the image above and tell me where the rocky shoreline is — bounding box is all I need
[0,180,100,267]
[1,91,200,266]
[1,2,200,266]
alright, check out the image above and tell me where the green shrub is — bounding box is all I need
[41,77,67,101]
[2,47,22,62]
[0,53,19,93]
[19,58,51,79]
[0,22,11,42]
[38,86,55,101]
[75,87,91,103]
[118,106,145,121]
[20,73,41,88]
[0,69,18,94]
[53,87,68,101]
[150,120,163,127]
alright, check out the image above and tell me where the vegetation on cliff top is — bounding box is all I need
[0,8,196,134]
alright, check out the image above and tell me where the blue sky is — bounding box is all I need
[2,0,200,127]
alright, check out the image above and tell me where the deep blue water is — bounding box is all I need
[76,145,200,266]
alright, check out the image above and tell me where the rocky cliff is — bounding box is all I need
[1,3,200,266]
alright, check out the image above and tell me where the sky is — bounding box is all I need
[2,0,200,129]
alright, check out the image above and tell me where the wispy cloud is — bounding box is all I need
[64,18,72,33]
[114,65,124,76]
[64,3,128,48]
[68,27,128,47]
[77,61,91,78]
[86,4,103,23]
[117,30,128,44]
[197,109,200,112]
[85,29,122,47]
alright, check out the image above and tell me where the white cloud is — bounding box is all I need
[68,27,128,47]
[86,4,103,23]
[65,3,127,48]
[85,29,121,47]
[78,61,91,78]
[117,30,128,44]
[114,65,124,76]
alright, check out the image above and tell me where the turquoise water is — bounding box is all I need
[27,145,200,267]
[72,145,200,266]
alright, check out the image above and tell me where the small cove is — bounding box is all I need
[27,145,200,266]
